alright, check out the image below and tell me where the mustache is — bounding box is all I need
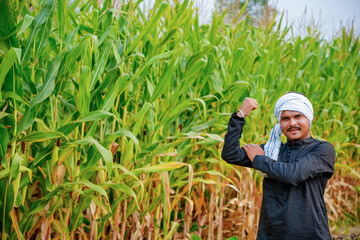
[287,126,301,131]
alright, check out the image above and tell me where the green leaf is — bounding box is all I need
[0,166,33,181]
[19,131,65,142]
[10,153,22,182]
[17,14,35,36]
[78,66,91,116]
[80,180,108,199]
[105,129,139,147]
[4,92,29,106]
[225,237,238,240]
[131,102,152,136]
[0,179,15,235]
[0,124,8,159]
[69,195,91,232]
[21,0,56,64]
[17,107,37,135]
[56,0,66,41]
[145,50,178,67]
[106,182,138,208]
[90,39,112,91]
[28,50,65,107]
[0,0,17,45]
[0,47,21,102]
[100,74,129,112]
[57,122,81,136]
[205,133,224,142]
[77,110,116,123]
[190,234,202,240]
[150,56,177,102]
[124,2,169,55]
[76,137,113,178]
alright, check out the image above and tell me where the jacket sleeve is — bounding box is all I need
[221,112,253,168]
[252,142,335,186]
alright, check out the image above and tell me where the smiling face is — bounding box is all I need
[280,110,310,143]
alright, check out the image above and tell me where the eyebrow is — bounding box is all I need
[281,114,304,119]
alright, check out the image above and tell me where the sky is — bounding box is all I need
[140,0,360,39]
[269,0,360,38]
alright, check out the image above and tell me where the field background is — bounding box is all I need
[0,0,359,239]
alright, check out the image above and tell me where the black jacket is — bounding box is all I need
[221,113,335,240]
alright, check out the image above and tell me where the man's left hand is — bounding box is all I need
[243,144,265,162]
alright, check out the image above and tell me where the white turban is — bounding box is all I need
[264,92,314,160]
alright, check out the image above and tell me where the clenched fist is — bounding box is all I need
[237,97,258,118]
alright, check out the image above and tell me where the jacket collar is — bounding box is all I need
[286,136,314,147]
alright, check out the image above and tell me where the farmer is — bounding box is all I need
[221,92,335,240]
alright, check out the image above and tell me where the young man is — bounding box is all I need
[222,92,335,240]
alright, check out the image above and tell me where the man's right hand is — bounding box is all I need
[237,97,258,118]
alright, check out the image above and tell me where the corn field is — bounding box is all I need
[0,0,359,239]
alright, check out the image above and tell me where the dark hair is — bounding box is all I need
[286,91,306,97]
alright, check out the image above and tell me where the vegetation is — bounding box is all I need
[0,0,359,239]
[216,0,270,24]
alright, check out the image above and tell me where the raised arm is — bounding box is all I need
[221,98,259,167]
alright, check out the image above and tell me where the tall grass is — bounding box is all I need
[0,0,359,239]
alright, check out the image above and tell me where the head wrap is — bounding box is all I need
[264,92,314,160]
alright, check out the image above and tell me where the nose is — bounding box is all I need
[289,117,297,126]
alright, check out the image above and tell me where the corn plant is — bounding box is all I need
[0,0,359,239]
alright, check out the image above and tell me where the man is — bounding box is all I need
[221,92,335,240]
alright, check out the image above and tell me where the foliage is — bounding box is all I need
[0,0,359,239]
[215,0,273,25]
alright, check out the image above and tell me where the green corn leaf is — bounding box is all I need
[98,25,114,46]
[190,119,216,132]
[57,122,81,136]
[105,129,139,148]
[131,102,152,136]
[78,66,91,116]
[0,0,17,45]
[21,0,56,64]
[80,180,108,199]
[56,0,66,41]
[0,124,8,159]
[26,199,50,216]
[190,235,202,240]
[90,39,112,91]
[0,165,32,181]
[10,153,22,182]
[69,196,91,232]
[0,47,21,102]
[19,131,65,142]
[4,92,29,106]
[16,107,37,136]
[106,182,138,208]
[0,179,15,236]
[124,2,169,55]
[145,50,178,67]
[205,133,224,142]
[76,137,113,178]
[28,50,65,107]
[150,56,177,102]
[77,110,116,123]
[34,9,53,60]
[100,74,129,112]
